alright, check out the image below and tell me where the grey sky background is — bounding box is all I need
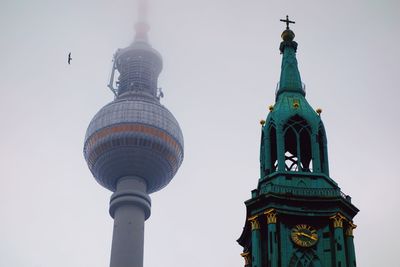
[0,0,399,266]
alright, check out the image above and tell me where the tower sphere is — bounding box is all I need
[281,29,295,41]
[84,96,183,193]
[83,40,184,194]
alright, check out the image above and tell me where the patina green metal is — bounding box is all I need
[277,29,304,99]
[331,215,347,267]
[267,220,279,267]
[345,230,357,267]
[238,19,359,267]
[250,217,262,267]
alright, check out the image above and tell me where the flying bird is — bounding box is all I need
[68,52,72,65]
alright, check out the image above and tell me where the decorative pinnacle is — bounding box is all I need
[134,0,150,42]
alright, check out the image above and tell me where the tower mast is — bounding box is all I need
[134,0,150,42]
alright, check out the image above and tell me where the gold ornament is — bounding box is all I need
[345,222,357,237]
[240,252,251,265]
[264,209,277,224]
[330,213,347,228]
[248,215,260,230]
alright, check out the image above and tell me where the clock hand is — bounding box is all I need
[298,232,317,241]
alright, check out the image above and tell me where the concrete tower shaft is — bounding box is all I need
[109,177,151,267]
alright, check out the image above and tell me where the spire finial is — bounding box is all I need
[280,15,296,43]
[134,0,150,42]
[277,16,303,98]
[280,15,295,30]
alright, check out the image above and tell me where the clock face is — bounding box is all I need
[291,224,318,247]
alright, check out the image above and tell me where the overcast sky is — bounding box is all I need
[0,0,399,266]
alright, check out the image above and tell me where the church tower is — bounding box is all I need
[237,17,359,267]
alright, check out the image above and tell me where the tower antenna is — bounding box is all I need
[135,0,150,42]
[137,0,148,22]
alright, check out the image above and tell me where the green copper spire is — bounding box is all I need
[259,17,330,177]
[276,16,305,99]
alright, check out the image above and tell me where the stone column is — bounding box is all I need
[109,176,151,267]
[249,215,262,267]
[345,222,357,267]
[265,209,278,267]
[330,213,347,267]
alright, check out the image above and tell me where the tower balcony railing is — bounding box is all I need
[260,183,351,202]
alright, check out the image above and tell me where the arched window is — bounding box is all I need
[269,124,277,173]
[318,124,327,174]
[283,115,312,172]
[260,130,266,175]
[299,127,312,172]
[284,126,298,171]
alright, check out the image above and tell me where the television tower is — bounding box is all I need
[83,1,184,266]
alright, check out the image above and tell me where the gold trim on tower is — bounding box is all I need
[264,209,277,224]
[330,213,347,228]
[345,222,357,237]
[240,252,251,265]
[248,215,260,230]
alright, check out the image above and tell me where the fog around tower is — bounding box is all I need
[0,0,399,266]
